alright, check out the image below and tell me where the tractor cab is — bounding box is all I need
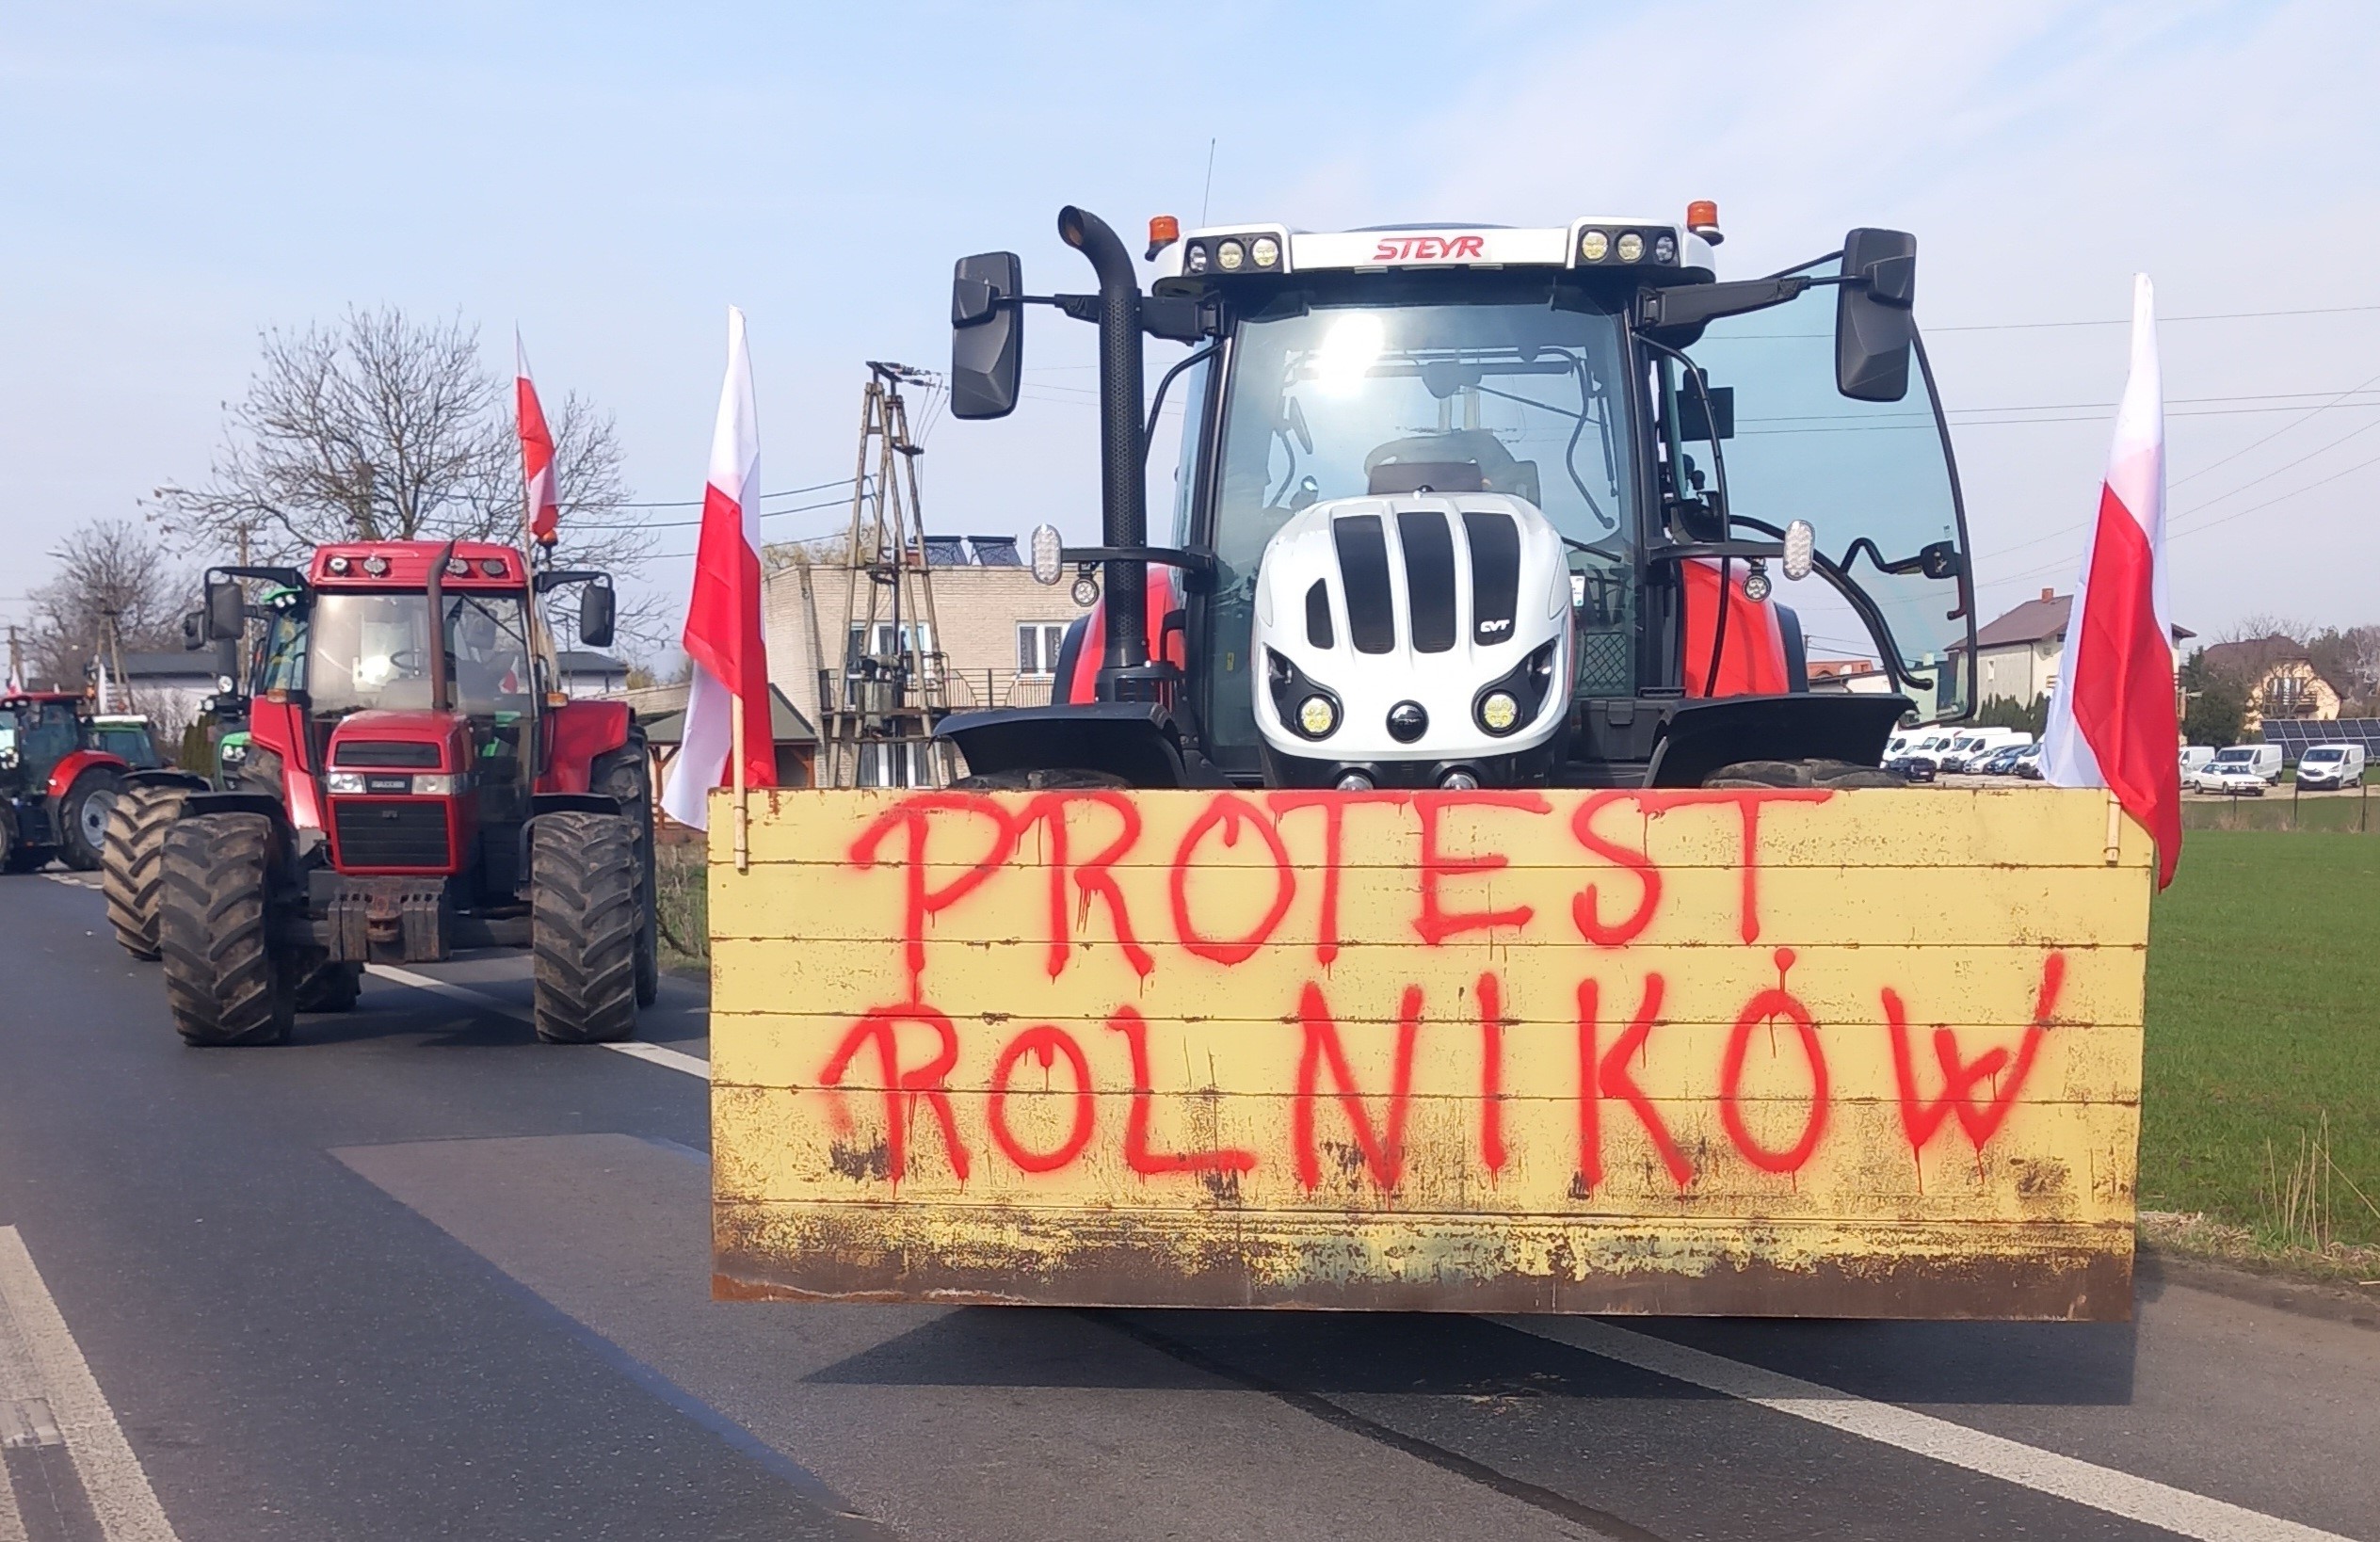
[942,205,1975,791]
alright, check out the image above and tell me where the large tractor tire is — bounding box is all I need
[531,810,640,1045]
[158,812,293,1047]
[592,734,660,1009]
[102,782,189,959]
[57,770,121,872]
[1701,758,1907,791]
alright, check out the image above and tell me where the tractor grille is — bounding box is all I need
[334,740,441,767]
[331,798,452,870]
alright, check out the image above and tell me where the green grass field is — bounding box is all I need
[2143,829,2380,1249]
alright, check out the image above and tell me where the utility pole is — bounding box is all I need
[821,362,952,789]
[5,624,20,692]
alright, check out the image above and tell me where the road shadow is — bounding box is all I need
[803,1303,2136,1405]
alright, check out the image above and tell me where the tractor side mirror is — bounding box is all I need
[951,251,1023,420]
[205,581,245,643]
[1835,227,1916,403]
[182,609,206,651]
[578,582,616,651]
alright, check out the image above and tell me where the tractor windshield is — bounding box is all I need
[305,590,535,718]
[1675,270,1974,717]
[1204,281,1637,752]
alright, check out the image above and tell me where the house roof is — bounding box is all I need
[1971,589,2194,651]
[631,683,817,747]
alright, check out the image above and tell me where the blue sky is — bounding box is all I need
[3,0,2375,656]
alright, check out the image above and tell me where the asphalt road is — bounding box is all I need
[2,869,2374,1542]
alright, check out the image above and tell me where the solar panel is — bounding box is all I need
[969,536,1021,567]
[923,536,971,568]
[2260,717,2380,763]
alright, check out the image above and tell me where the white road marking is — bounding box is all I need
[39,872,99,891]
[1504,1315,2349,1542]
[363,965,712,1079]
[0,1227,181,1542]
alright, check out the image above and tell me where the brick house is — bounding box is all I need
[760,533,1096,736]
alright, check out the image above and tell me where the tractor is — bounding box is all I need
[939,205,1972,789]
[136,539,656,1046]
[0,690,141,874]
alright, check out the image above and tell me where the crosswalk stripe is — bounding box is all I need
[0,1228,180,1542]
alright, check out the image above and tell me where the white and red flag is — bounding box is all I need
[2040,274,2181,887]
[661,307,775,829]
[515,333,560,545]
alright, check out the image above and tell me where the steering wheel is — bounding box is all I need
[385,649,426,676]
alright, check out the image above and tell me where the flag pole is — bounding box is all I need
[732,700,749,873]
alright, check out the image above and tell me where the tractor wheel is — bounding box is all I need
[103,782,188,959]
[530,810,640,1045]
[58,770,121,872]
[295,959,363,1013]
[594,737,662,1009]
[950,767,1130,792]
[158,812,294,1047]
[1701,759,1908,791]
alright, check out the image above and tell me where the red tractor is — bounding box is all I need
[139,538,656,1046]
[0,690,142,873]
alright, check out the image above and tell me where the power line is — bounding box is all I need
[606,475,858,510]
[1928,302,2380,333]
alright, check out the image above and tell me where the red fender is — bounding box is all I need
[1062,570,1185,706]
[539,699,632,795]
[1681,558,1791,698]
[45,748,127,803]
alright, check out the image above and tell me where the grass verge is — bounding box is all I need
[2142,829,2380,1268]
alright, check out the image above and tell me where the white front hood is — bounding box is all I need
[1250,492,1571,765]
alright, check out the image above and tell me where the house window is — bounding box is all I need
[1017,622,1070,677]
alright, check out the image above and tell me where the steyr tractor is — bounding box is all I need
[939,204,1973,788]
[127,539,656,1046]
[0,690,142,874]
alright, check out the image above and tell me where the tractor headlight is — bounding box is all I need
[1251,236,1280,269]
[413,773,467,795]
[1616,232,1645,263]
[1579,229,1610,262]
[1477,691,1520,735]
[1297,695,1337,737]
[1185,244,1210,275]
[1266,650,1341,742]
[1217,239,1246,272]
[325,771,368,795]
[217,739,249,767]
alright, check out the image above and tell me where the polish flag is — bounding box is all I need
[661,307,775,829]
[516,334,560,545]
[2040,275,2181,887]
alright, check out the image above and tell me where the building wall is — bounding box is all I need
[762,557,1097,729]
[1977,639,2060,705]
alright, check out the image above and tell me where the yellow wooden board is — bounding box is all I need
[709,786,2152,1319]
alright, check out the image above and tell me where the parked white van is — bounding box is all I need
[2292,744,2367,790]
[2186,744,2283,793]
[1940,729,2034,772]
[2179,746,2217,775]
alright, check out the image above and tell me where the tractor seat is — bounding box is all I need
[1364,431,1540,506]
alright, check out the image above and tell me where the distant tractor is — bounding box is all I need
[136,539,655,1046]
[0,690,140,874]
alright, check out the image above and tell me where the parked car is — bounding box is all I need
[1886,754,1938,783]
[2013,743,2046,779]
[1975,744,2027,775]
[1941,729,2034,773]
[2292,744,2367,790]
[2186,744,2283,793]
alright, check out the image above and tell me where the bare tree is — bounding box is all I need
[150,306,658,648]
[25,520,194,692]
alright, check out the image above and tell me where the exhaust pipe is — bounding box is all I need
[426,538,458,712]
[1056,206,1151,699]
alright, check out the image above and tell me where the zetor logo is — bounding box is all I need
[1371,233,1485,263]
